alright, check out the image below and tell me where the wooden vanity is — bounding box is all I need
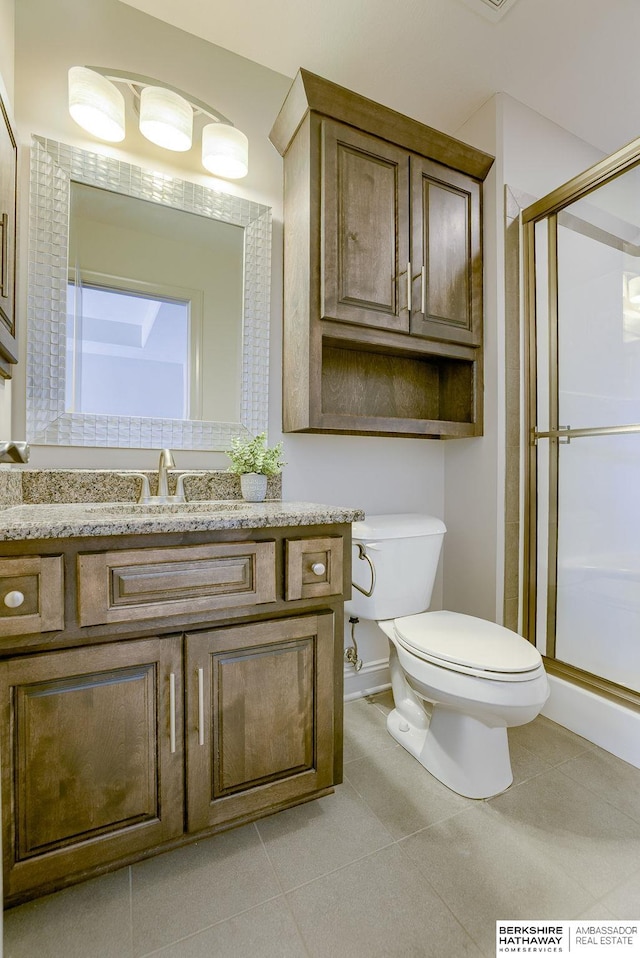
[0,501,359,905]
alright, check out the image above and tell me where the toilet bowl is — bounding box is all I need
[347,515,550,799]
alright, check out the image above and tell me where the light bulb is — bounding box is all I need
[139,86,193,152]
[202,123,248,179]
[68,67,125,143]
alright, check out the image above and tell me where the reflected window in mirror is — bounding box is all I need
[27,138,271,450]
[66,280,192,419]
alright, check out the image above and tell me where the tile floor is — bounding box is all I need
[5,691,640,958]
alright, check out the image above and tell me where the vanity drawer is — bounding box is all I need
[285,537,344,600]
[0,556,65,636]
[78,541,276,627]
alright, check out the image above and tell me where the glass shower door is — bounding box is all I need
[530,169,640,697]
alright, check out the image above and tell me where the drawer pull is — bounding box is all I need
[3,590,25,609]
[311,562,326,577]
[169,672,176,754]
[197,667,205,746]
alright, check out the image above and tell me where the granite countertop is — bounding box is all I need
[0,500,365,541]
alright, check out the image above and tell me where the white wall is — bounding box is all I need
[443,96,503,623]
[13,0,446,687]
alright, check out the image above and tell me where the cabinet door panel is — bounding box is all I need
[322,120,410,332]
[410,157,482,346]
[1,637,183,901]
[186,613,335,831]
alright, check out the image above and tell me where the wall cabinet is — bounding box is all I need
[270,70,493,438]
[0,526,348,904]
[321,120,481,347]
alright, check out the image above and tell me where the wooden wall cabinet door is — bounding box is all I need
[185,613,336,832]
[322,120,410,333]
[0,637,184,901]
[409,157,482,346]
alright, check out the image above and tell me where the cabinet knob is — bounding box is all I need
[311,562,326,577]
[4,590,25,609]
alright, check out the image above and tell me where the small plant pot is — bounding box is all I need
[240,473,268,502]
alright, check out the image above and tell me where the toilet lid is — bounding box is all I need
[393,611,542,675]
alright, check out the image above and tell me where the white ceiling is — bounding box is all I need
[119,0,640,156]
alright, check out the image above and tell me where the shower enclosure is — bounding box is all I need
[523,140,640,708]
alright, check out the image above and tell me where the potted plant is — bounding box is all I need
[226,432,285,502]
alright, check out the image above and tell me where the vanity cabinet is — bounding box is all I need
[185,613,335,832]
[270,70,493,438]
[0,523,348,904]
[0,637,184,901]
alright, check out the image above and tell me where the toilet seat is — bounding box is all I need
[393,610,543,683]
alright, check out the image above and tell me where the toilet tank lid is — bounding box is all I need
[352,513,446,540]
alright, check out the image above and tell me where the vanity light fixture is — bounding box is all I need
[68,66,249,178]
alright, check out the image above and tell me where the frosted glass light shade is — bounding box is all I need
[139,86,193,152]
[68,67,125,142]
[202,124,249,179]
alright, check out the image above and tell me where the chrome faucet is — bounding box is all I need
[157,448,175,499]
[121,450,206,504]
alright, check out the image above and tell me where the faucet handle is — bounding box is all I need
[118,472,152,504]
[174,472,207,502]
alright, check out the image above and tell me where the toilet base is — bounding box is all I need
[387,705,513,799]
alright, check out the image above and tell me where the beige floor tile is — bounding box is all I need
[131,826,281,956]
[364,689,395,714]
[509,740,551,786]
[558,746,640,824]
[342,696,399,763]
[286,844,482,958]
[508,715,594,766]
[344,740,471,839]
[4,869,132,958]
[139,898,309,958]
[574,904,618,920]
[598,869,640,919]
[255,780,394,890]
[489,767,640,898]
[399,801,593,955]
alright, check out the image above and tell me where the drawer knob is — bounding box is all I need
[4,590,25,609]
[311,562,326,576]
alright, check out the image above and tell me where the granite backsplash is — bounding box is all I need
[0,469,282,506]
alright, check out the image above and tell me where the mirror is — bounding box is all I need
[27,137,272,450]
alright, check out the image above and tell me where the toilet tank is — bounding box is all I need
[346,513,446,621]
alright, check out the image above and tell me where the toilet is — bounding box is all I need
[346,514,549,799]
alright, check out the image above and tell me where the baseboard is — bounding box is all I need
[543,674,640,769]
[343,657,391,702]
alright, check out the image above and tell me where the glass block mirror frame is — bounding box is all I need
[27,137,271,449]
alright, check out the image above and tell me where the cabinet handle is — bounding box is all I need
[311,562,326,576]
[406,261,412,313]
[169,672,176,754]
[197,667,205,746]
[421,265,427,316]
[3,590,24,609]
